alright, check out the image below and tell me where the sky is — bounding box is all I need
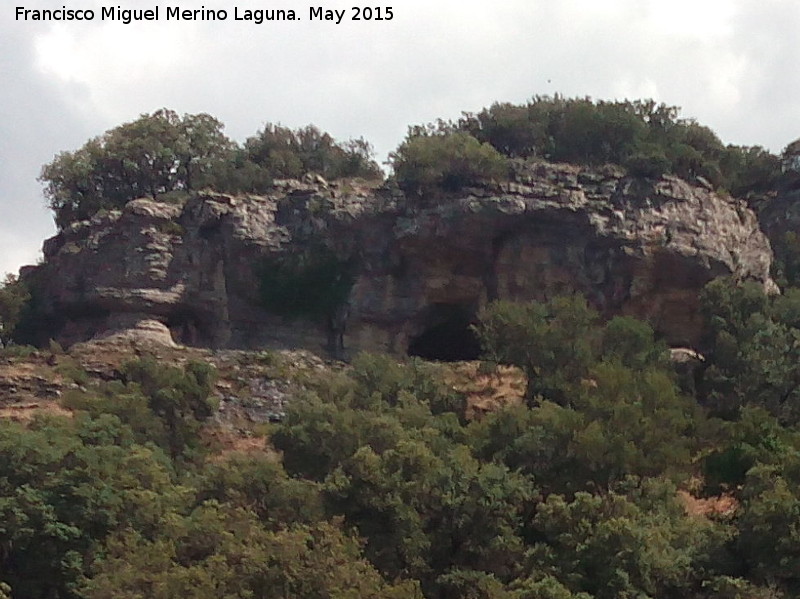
[2,0,800,276]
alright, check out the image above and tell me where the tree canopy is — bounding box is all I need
[41,97,800,228]
[0,274,29,347]
[5,289,800,596]
[389,96,786,196]
[40,110,383,228]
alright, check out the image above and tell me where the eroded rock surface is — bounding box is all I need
[29,163,776,355]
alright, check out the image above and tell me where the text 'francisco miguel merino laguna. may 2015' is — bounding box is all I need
[14,5,395,24]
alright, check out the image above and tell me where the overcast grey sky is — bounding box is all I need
[2,0,800,276]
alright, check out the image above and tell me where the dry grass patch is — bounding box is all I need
[443,361,526,419]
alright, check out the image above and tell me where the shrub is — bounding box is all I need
[0,274,31,347]
[390,131,509,196]
[624,146,671,178]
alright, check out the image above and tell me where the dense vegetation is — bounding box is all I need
[41,96,800,228]
[0,274,29,347]
[12,98,800,597]
[389,97,786,196]
[3,276,800,597]
[459,98,783,192]
[41,109,382,227]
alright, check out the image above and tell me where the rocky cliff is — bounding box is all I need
[28,162,776,357]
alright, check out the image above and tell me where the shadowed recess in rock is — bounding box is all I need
[407,303,482,362]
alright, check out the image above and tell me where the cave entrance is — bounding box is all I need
[407,303,482,362]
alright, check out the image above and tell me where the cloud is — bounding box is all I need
[3,0,800,276]
[0,12,93,275]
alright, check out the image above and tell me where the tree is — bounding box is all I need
[736,461,800,593]
[0,414,180,599]
[192,453,324,528]
[243,123,382,182]
[527,481,720,599]
[600,315,669,371]
[699,277,800,423]
[325,442,534,589]
[468,362,697,494]
[177,113,235,190]
[83,506,422,599]
[720,144,781,196]
[390,130,509,196]
[0,274,30,347]
[474,296,600,404]
[459,102,551,158]
[452,95,781,193]
[121,357,218,460]
[40,110,235,227]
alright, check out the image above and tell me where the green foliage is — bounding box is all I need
[623,144,671,178]
[0,274,30,347]
[121,357,217,460]
[720,144,782,196]
[41,113,382,228]
[527,480,721,599]
[471,297,696,493]
[468,364,697,494]
[243,123,382,185]
[699,277,800,423]
[475,296,668,403]
[771,231,800,288]
[83,510,421,599]
[210,123,385,195]
[55,355,89,385]
[736,459,800,592]
[600,315,670,371]
[326,443,534,587]
[701,577,784,599]
[454,96,782,194]
[40,109,234,227]
[390,129,509,195]
[65,357,218,461]
[701,406,800,494]
[0,343,36,360]
[191,453,324,527]
[41,97,789,233]
[474,296,601,404]
[0,414,180,599]
[258,246,356,320]
[11,282,800,597]
[6,266,61,348]
[271,353,465,481]
[348,352,467,416]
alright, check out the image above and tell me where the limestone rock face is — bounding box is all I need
[29,163,775,355]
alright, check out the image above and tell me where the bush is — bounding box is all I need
[458,96,782,193]
[624,146,671,178]
[0,274,31,347]
[41,113,383,228]
[390,131,509,196]
[40,110,235,227]
[121,357,218,460]
[244,124,383,182]
[474,296,600,404]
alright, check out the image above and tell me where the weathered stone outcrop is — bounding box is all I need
[29,163,775,356]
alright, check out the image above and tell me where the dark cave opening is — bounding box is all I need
[166,309,211,347]
[407,304,482,362]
